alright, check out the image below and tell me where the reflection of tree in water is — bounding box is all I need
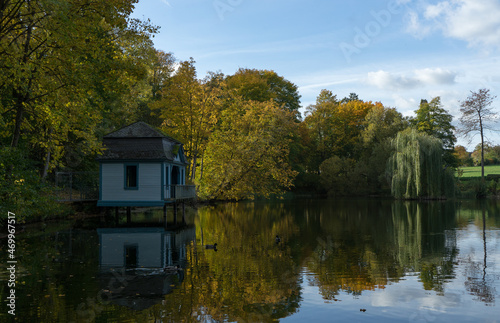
[303,199,459,299]
[145,202,302,322]
[392,202,458,295]
[464,207,496,305]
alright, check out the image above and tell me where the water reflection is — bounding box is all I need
[0,199,499,322]
[97,227,194,310]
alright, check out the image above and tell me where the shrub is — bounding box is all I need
[0,147,69,223]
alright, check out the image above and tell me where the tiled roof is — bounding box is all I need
[104,121,181,143]
[98,122,186,162]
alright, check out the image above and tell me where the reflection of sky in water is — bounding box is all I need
[283,224,500,323]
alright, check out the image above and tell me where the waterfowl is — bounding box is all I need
[205,243,217,251]
[275,235,281,244]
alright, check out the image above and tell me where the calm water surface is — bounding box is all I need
[1,199,500,322]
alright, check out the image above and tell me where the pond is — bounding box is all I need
[1,198,500,322]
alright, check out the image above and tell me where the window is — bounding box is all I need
[125,164,138,189]
[125,244,138,268]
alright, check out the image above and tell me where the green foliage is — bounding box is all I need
[412,97,457,166]
[458,179,487,199]
[0,0,158,173]
[0,147,69,222]
[153,59,224,181]
[388,128,455,199]
[304,94,377,172]
[471,143,500,166]
[225,68,302,118]
[199,100,297,200]
[319,156,368,196]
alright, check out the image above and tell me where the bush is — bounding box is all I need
[458,179,487,199]
[0,147,69,223]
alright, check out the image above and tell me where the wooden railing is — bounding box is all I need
[165,185,196,200]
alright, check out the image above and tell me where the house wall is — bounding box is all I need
[98,230,164,268]
[100,163,162,203]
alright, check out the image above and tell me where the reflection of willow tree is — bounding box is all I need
[303,199,459,299]
[145,202,302,322]
[392,201,458,294]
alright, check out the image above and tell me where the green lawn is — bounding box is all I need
[457,165,500,178]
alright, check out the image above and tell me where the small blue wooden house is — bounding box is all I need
[97,122,195,207]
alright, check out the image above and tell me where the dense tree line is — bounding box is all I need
[1,1,496,220]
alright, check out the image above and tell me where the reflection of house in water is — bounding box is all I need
[97,227,195,310]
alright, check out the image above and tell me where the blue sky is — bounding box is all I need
[131,0,500,149]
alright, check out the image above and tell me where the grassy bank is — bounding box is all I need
[458,165,500,178]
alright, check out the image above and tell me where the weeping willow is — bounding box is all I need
[388,128,455,199]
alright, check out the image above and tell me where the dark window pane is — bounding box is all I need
[126,165,137,188]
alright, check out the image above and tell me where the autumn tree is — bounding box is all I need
[154,59,223,181]
[459,89,498,182]
[225,68,301,118]
[135,50,176,127]
[304,90,377,172]
[303,90,339,172]
[0,0,158,176]
[454,145,473,167]
[471,143,500,166]
[199,99,298,200]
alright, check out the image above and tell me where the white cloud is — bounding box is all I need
[407,0,500,49]
[366,70,418,90]
[405,10,432,39]
[365,68,457,90]
[414,68,457,85]
[424,2,450,19]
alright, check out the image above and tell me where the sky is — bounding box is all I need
[130,0,500,150]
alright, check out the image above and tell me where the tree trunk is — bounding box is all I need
[479,114,485,182]
[42,150,51,179]
[191,153,197,181]
[10,96,24,147]
[200,155,204,180]
[10,2,34,147]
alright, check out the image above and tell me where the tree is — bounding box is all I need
[0,0,158,175]
[471,143,499,166]
[388,128,455,199]
[359,105,408,192]
[454,145,473,167]
[340,92,360,104]
[154,59,223,181]
[225,68,301,118]
[413,97,457,166]
[362,105,408,147]
[459,89,498,182]
[304,91,378,171]
[199,99,297,200]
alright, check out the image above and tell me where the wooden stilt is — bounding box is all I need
[126,207,131,223]
[115,207,119,224]
[182,202,186,224]
[173,202,177,224]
